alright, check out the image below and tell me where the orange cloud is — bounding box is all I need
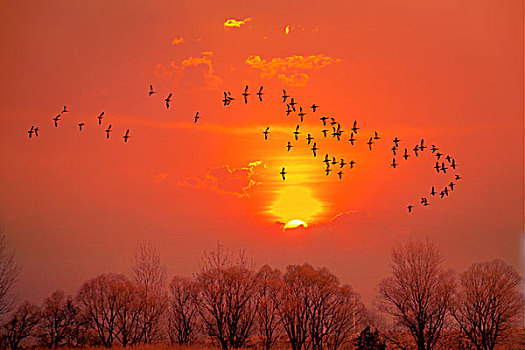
[154,53,222,90]
[171,37,185,45]
[224,17,252,28]
[179,161,262,198]
[245,54,341,87]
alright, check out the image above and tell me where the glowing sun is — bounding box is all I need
[283,219,308,230]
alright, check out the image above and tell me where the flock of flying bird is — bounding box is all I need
[221,85,462,214]
[26,84,461,214]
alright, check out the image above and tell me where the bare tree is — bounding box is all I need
[113,278,143,346]
[377,240,455,350]
[38,290,78,348]
[167,276,198,345]
[451,259,524,350]
[0,234,20,318]
[194,243,258,349]
[76,273,129,347]
[2,301,40,349]
[255,265,283,350]
[131,241,168,343]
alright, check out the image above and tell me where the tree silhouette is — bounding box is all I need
[354,326,386,350]
[452,259,524,350]
[2,301,40,349]
[378,240,455,350]
[38,290,78,348]
[255,265,283,350]
[167,276,199,345]
[0,234,20,318]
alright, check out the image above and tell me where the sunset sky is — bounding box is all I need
[0,0,523,304]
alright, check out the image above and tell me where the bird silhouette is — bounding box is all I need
[393,137,401,147]
[298,107,306,122]
[286,141,293,151]
[282,89,289,103]
[148,84,156,96]
[337,171,343,179]
[407,205,413,213]
[403,148,409,160]
[222,92,231,106]
[349,160,356,168]
[413,145,419,157]
[105,125,112,139]
[311,143,318,157]
[123,129,130,143]
[348,133,355,145]
[165,93,172,109]
[325,168,332,176]
[263,127,270,140]
[289,98,296,111]
[257,86,263,102]
[392,146,397,156]
[323,154,330,165]
[340,159,347,168]
[62,105,68,113]
[78,123,84,131]
[441,162,448,173]
[374,131,380,140]
[367,137,374,151]
[431,145,439,153]
[451,159,457,170]
[352,121,359,133]
[98,112,104,125]
[306,134,313,145]
[311,104,318,112]
[242,85,249,104]
[431,186,436,196]
[53,114,61,127]
[28,126,34,138]
[194,112,201,123]
[293,125,300,140]
[449,182,455,191]
[420,139,426,151]
[34,127,39,137]
[280,167,286,180]
[391,158,397,168]
[434,162,441,173]
[286,104,293,116]
[331,157,338,165]
[455,174,462,180]
[320,116,328,125]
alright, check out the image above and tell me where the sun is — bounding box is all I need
[284,219,308,230]
[270,186,323,224]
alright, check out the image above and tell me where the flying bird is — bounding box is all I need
[403,148,409,160]
[123,129,130,143]
[298,107,306,122]
[374,131,380,140]
[105,124,112,139]
[367,137,374,151]
[449,182,455,191]
[293,125,300,140]
[282,89,289,103]
[413,145,419,157]
[263,127,270,140]
[349,160,356,168]
[194,112,201,123]
[455,174,462,180]
[289,98,297,111]
[441,162,448,173]
[392,146,397,156]
[393,137,401,147]
[431,145,439,153]
[434,162,441,173]
[431,186,436,196]
[34,127,39,137]
[435,152,443,160]
[286,141,293,151]
[280,167,286,180]
[78,122,84,131]
[325,168,332,176]
[242,85,249,104]
[320,116,328,125]
[98,112,104,125]
[323,154,330,165]
[420,139,426,151]
[391,158,398,168]
[148,84,156,96]
[407,205,413,213]
[306,134,313,145]
[222,92,231,106]
[451,159,457,170]
[257,86,264,102]
[165,93,172,109]
[311,104,319,112]
[340,159,347,168]
[62,105,68,113]
[286,104,293,116]
[28,126,34,138]
[337,171,343,180]
[352,120,359,133]
[331,157,338,165]
[348,133,355,145]
[53,114,61,127]
[311,143,318,157]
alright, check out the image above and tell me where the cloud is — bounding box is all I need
[224,17,252,28]
[154,52,222,90]
[171,37,185,45]
[245,54,341,87]
[179,161,263,198]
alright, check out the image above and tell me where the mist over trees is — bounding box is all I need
[0,238,523,349]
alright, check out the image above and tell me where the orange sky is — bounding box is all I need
[0,0,523,304]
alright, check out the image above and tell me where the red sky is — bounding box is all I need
[0,0,523,304]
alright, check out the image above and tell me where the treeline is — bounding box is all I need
[0,240,523,350]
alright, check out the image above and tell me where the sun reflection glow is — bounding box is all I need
[270,186,323,224]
